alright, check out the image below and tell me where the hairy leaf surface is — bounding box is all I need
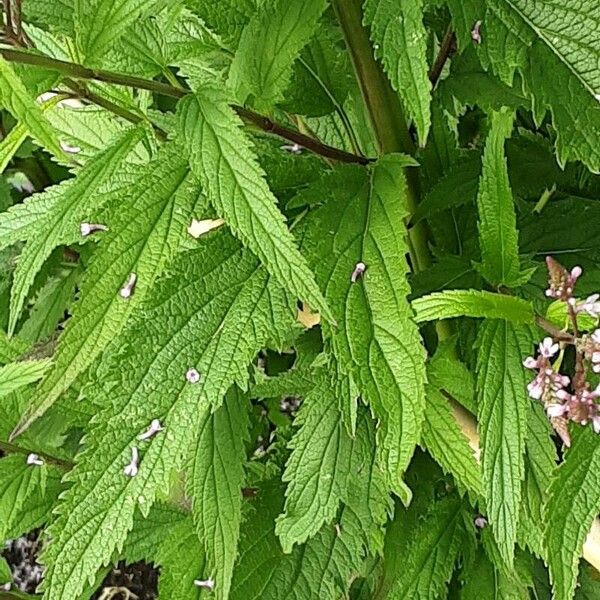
[228,0,328,109]
[0,56,66,161]
[177,88,332,321]
[8,126,145,334]
[301,158,427,497]
[188,388,250,600]
[476,319,531,566]
[276,369,354,552]
[476,109,524,288]
[364,0,432,144]
[40,230,295,600]
[447,0,600,172]
[13,144,197,438]
[546,428,600,600]
[412,289,533,324]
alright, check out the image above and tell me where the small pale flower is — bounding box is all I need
[471,20,482,44]
[60,140,81,154]
[124,447,139,477]
[186,367,201,384]
[194,577,215,592]
[138,419,164,441]
[474,516,487,529]
[523,356,538,369]
[539,337,559,358]
[575,294,600,318]
[26,453,44,466]
[593,415,600,434]
[351,262,366,283]
[119,272,137,299]
[527,378,544,400]
[280,143,302,154]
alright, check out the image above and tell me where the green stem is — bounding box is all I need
[0,47,370,166]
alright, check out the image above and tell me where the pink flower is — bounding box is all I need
[573,294,600,318]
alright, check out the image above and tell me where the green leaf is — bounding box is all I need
[364,0,432,144]
[301,157,427,497]
[186,0,254,45]
[8,126,145,334]
[12,144,198,439]
[412,289,534,323]
[177,88,332,322]
[0,56,67,162]
[476,320,532,566]
[227,0,328,109]
[545,428,600,600]
[0,556,10,585]
[0,360,50,399]
[188,387,250,600]
[275,368,353,552]
[18,266,81,344]
[74,0,157,61]
[40,230,295,600]
[125,503,206,600]
[427,347,476,413]
[0,95,64,174]
[0,454,62,541]
[231,410,389,599]
[387,497,470,599]
[519,404,557,560]
[476,109,525,288]
[447,0,600,173]
[410,154,481,223]
[440,47,527,113]
[422,385,482,496]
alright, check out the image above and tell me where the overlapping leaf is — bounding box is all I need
[301,157,427,496]
[74,0,156,61]
[227,0,328,109]
[7,126,145,334]
[447,0,600,172]
[177,88,332,321]
[545,428,600,600]
[276,368,354,551]
[413,289,534,324]
[475,109,525,288]
[12,144,198,438]
[40,230,296,600]
[476,319,532,566]
[0,56,66,162]
[187,388,250,600]
[364,0,432,144]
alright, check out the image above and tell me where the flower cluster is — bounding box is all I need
[524,258,600,445]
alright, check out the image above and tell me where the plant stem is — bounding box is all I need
[0,440,73,469]
[0,47,371,166]
[428,27,456,88]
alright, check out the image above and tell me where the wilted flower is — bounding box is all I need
[138,419,164,441]
[119,272,137,299]
[124,447,139,477]
[194,577,215,591]
[471,21,482,44]
[26,453,44,466]
[351,262,366,283]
